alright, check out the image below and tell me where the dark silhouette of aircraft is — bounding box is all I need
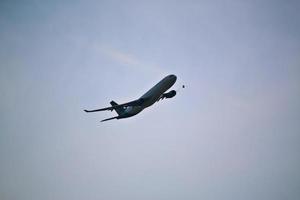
[84,74,177,122]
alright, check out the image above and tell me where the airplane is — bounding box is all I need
[84,74,177,122]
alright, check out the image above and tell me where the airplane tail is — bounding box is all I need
[110,101,125,115]
[101,116,118,122]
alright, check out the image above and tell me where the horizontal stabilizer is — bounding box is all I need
[101,116,118,122]
[84,108,112,112]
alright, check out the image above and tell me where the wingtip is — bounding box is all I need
[84,109,89,112]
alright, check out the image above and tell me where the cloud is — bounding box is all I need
[104,48,140,66]
[99,46,167,75]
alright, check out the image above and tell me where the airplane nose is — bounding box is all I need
[166,74,177,83]
[171,75,177,82]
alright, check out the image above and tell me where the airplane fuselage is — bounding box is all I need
[118,74,177,119]
[84,74,177,122]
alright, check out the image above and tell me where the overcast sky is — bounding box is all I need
[1,1,300,200]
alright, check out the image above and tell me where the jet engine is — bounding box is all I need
[159,90,176,101]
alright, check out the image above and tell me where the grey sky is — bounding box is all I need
[1,1,300,200]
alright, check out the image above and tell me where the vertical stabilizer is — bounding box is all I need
[110,101,125,115]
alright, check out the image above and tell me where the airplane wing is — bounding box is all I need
[84,98,145,113]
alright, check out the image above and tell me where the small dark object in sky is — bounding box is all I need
[182,85,185,88]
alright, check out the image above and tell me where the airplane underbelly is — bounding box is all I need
[141,78,174,104]
[125,106,143,116]
[143,95,160,107]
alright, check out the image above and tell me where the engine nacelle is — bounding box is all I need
[162,90,176,99]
